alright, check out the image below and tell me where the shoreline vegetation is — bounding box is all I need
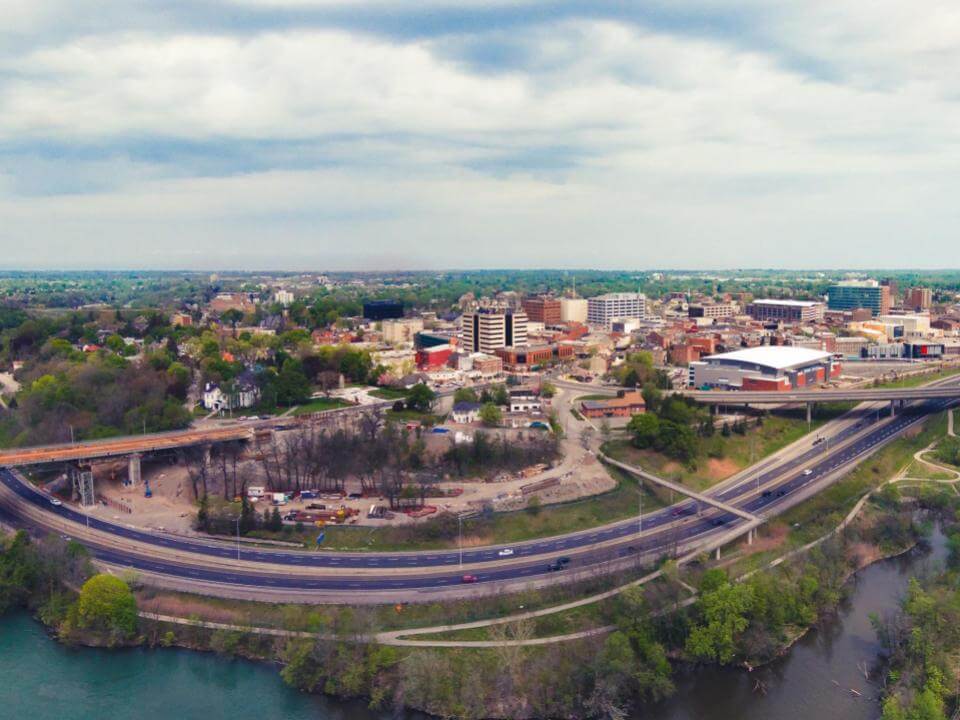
[3,411,957,718]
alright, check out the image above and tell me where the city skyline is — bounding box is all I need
[3,1,960,270]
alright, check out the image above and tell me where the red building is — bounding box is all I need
[521,296,562,324]
[415,344,452,369]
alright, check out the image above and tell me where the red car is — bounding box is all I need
[461,574,478,584]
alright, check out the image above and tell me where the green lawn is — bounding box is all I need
[370,387,411,400]
[291,397,353,415]
[603,405,852,492]
[872,366,960,390]
[384,408,443,424]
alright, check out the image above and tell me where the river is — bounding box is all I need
[0,524,947,720]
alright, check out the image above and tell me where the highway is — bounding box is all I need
[553,377,960,405]
[2,385,956,599]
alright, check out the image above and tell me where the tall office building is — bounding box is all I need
[521,296,561,324]
[904,287,933,311]
[827,280,890,317]
[461,308,528,354]
[587,293,646,327]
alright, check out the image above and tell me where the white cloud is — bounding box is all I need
[2,3,960,268]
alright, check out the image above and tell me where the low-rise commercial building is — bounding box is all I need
[688,302,736,320]
[382,318,424,344]
[747,299,825,323]
[580,390,646,418]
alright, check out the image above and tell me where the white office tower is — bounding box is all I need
[461,308,528,354]
[587,293,646,328]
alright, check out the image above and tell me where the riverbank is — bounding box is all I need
[2,411,956,719]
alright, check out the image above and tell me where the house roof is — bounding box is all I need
[453,402,482,412]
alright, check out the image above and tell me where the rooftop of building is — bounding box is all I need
[589,292,647,301]
[750,299,823,307]
[700,345,833,370]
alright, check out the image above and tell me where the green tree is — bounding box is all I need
[453,387,479,404]
[406,383,436,413]
[268,507,283,532]
[628,413,660,449]
[275,358,311,406]
[75,574,137,639]
[685,579,754,664]
[479,402,502,427]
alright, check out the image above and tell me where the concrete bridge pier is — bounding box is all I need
[747,528,755,545]
[715,547,721,560]
[890,399,896,418]
[806,402,813,427]
[127,453,142,487]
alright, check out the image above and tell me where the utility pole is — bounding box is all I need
[638,485,643,538]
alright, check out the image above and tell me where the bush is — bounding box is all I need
[75,574,137,639]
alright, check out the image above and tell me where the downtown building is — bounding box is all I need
[461,307,528,354]
[827,280,891,317]
[587,293,646,328]
[747,299,825,324]
[521,296,562,324]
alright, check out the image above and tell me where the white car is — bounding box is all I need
[802,469,813,476]
[49,497,63,506]
[498,548,515,557]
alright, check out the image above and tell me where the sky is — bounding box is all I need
[2,1,959,271]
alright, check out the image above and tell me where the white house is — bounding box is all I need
[202,372,261,412]
[508,388,541,414]
[451,401,482,424]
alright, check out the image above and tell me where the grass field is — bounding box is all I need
[370,387,411,400]
[872,366,960,389]
[602,404,852,492]
[291,397,353,415]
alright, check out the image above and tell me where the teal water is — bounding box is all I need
[0,613,391,720]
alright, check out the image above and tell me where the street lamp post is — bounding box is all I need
[458,515,463,569]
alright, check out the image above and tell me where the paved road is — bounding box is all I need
[554,377,960,403]
[2,387,956,597]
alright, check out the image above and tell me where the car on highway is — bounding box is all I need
[461,574,478,583]
[776,489,787,497]
[711,518,726,526]
[497,548,514,557]
[761,490,773,497]
[557,556,571,565]
[547,561,565,572]
[48,497,62,507]
[803,469,813,476]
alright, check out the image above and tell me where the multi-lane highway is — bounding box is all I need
[2,383,956,600]
[553,377,960,405]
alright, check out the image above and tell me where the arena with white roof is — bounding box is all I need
[688,346,842,391]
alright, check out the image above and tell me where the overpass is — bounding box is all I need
[0,419,298,467]
[554,378,960,406]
